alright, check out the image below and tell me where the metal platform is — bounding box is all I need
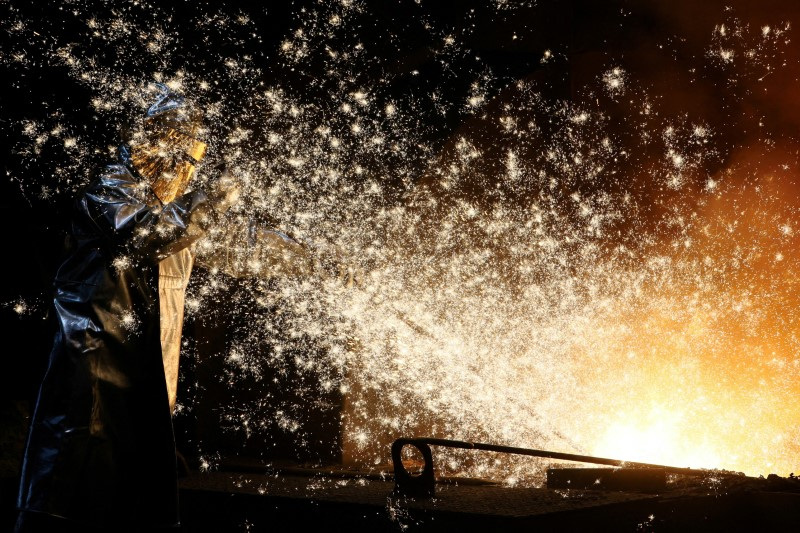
[177,464,800,532]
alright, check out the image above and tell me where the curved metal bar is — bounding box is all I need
[391,437,718,498]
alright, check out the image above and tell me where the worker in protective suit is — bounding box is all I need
[14,84,242,532]
[15,83,357,532]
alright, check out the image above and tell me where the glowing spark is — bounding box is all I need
[602,67,626,96]
[120,311,138,331]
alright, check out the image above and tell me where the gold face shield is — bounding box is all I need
[131,128,208,204]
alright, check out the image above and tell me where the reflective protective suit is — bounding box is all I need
[16,147,214,528]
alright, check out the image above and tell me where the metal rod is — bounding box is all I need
[391,437,734,499]
[401,437,713,477]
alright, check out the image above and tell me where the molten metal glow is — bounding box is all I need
[593,409,723,469]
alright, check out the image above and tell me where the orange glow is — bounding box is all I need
[593,407,723,469]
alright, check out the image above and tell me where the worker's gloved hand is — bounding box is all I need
[252,227,314,278]
[207,174,241,215]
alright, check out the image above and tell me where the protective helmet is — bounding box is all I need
[129,83,208,203]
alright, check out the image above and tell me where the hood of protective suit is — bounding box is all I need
[129,83,208,203]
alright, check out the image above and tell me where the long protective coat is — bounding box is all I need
[16,148,212,528]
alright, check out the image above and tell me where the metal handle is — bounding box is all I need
[391,439,435,498]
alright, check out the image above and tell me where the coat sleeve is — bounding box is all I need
[80,164,216,261]
[193,215,314,279]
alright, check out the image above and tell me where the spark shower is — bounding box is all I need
[3,0,799,483]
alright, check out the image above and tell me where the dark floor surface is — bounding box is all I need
[177,463,800,532]
[4,464,800,532]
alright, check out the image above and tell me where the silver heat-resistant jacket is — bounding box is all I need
[16,149,213,528]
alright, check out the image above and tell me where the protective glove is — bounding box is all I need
[251,227,314,278]
[207,174,241,215]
